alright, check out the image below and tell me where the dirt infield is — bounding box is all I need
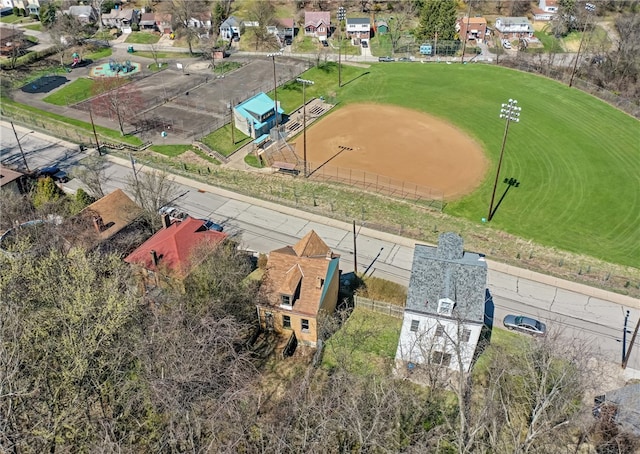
[293,103,488,199]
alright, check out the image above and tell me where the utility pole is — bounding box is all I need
[337,6,346,87]
[353,220,358,275]
[488,99,521,221]
[89,108,101,156]
[622,313,639,369]
[10,121,31,172]
[296,78,314,177]
[267,51,283,132]
[228,102,235,145]
[460,1,472,64]
[569,3,596,87]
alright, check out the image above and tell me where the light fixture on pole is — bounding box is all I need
[569,2,596,88]
[337,6,346,87]
[296,78,314,177]
[488,99,521,221]
[267,50,283,132]
[10,121,34,172]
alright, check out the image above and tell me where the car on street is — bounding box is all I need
[200,219,224,232]
[397,57,413,62]
[502,39,512,50]
[503,314,546,336]
[378,56,394,62]
[37,165,69,183]
[158,206,188,222]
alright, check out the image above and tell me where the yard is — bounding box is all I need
[200,124,252,157]
[322,307,402,376]
[125,32,160,45]
[42,78,96,106]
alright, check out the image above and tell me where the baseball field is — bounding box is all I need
[279,63,639,268]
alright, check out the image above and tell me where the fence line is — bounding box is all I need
[354,296,404,319]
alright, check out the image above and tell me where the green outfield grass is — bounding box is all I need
[300,63,638,267]
[42,78,95,105]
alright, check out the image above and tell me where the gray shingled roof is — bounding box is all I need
[406,232,487,323]
[604,384,640,436]
[347,17,370,25]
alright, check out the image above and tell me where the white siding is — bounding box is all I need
[396,311,482,373]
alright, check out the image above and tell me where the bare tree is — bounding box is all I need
[125,168,179,231]
[246,0,279,51]
[75,155,110,198]
[91,78,144,135]
[165,0,208,55]
[386,0,418,54]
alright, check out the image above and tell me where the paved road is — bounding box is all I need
[2,121,639,377]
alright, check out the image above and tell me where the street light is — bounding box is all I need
[267,50,283,134]
[569,2,596,88]
[296,78,314,177]
[337,6,346,87]
[488,99,521,221]
[10,121,34,172]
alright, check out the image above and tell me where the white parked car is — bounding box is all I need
[158,206,188,222]
[502,39,512,49]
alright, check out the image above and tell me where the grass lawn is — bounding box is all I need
[24,23,42,31]
[1,95,142,146]
[212,61,242,74]
[322,307,402,376]
[292,36,318,53]
[0,14,33,24]
[149,144,192,157]
[42,78,95,106]
[474,328,530,379]
[304,63,639,268]
[200,125,251,156]
[84,47,112,60]
[134,51,194,59]
[125,32,160,44]
[244,153,262,168]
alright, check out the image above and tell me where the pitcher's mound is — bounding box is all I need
[294,103,488,199]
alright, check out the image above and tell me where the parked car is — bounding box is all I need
[158,206,188,222]
[200,219,224,232]
[397,57,413,62]
[321,40,329,47]
[361,41,368,48]
[378,56,394,62]
[503,315,546,336]
[37,165,69,183]
[502,39,512,49]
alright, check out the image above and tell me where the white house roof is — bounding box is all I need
[405,233,487,323]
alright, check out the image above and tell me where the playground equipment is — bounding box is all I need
[71,52,80,67]
[108,59,135,74]
[127,45,135,53]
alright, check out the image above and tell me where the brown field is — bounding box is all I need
[293,103,488,199]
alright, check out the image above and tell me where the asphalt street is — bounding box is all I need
[1,121,639,376]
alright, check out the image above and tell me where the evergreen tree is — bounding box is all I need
[416,0,457,41]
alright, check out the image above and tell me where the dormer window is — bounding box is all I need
[437,298,455,316]
[281,294,292,307]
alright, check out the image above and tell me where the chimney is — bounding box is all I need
[162,214,172,229]
[92,215,105,233]
[150,250,159,267]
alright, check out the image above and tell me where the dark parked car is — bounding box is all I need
[38,165,69,183]
[361,41,368,48]
[321,40,329,47]
[503,315,547,336]
[397,57,413,62]
[378,56,394,62]
[200,219,224,232]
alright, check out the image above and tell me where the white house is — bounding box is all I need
[494,17,534,39]
[345,17,370,44]
[395,232,488,374]
[220,15,241,41]
[533,0,559,21]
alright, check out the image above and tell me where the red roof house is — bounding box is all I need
[124,216,227,284]
[304,11,331,40]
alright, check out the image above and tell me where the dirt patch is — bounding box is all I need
[293,103,488,200]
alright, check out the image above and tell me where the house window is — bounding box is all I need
[432,351,452,366]
[281,294,292,306]
[283,315,291,329]
[437,298,455,316]
[461,329,471,343]
[410,320,420,332]
[435,325,444,338]
[301,319,310,332]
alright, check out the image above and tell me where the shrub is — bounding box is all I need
[12,7,18,16]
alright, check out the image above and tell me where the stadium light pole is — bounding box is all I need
[337,6,346,87]
[267,50,283,132]
[10,121,34,172]
[296,78,314,177]
[569,2,596,88]
[488,99,521,221]
[460,0,472,64]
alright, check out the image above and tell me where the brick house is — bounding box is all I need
[304,11,330,40]
[345,17,370,44]
[456,16,487,42]
[256,230,340,348]
[395,232,488,373]
[124,216,227,289]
